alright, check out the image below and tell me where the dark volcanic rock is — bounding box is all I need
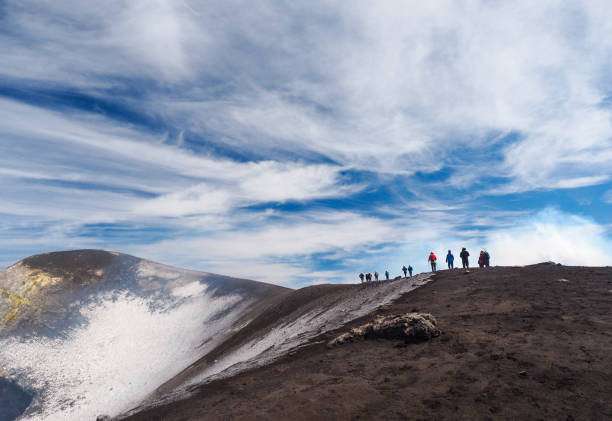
[330,313,440,345]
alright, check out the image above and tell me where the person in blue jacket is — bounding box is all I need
[408,265,413,276]
[446,250,454,269]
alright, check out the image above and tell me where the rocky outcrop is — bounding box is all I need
[330,313,440,345]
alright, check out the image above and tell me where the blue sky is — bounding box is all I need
[1,1,611,286]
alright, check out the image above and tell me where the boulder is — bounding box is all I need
[330,313,440,346]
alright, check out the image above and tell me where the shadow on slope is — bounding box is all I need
[0,378,33,421]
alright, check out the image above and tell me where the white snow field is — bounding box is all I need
[0,277,244,420]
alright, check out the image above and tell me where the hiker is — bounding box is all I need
[460,247,470,269]
[385,270,390,281]
[428,252,437,272]
[446,250,454,270]
[366,272,372,287]
[374,271,379,283]
[483,250,490,267]
[408,265,413,276]
[478,251,485,268]
[402,265,408,277]
[359,273,365,284]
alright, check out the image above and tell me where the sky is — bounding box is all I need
[1,0,611,286]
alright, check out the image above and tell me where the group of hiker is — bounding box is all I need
[358,247,492,286]
[359,265,413,287]
[428,248,491,272]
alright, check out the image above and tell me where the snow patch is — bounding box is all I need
[171,281,207,298]
[0,289,242,420]
[187,274,432,387]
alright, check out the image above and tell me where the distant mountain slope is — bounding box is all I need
[0,250,290,421]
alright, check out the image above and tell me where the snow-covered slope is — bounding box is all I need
[0,250,289,421]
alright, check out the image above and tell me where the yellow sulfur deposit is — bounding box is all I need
[0,290,31,324]
[0,264,63,325]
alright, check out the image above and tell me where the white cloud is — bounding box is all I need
[135,163,360,217]
[133,212,399,263]
[483,209,612,266]
[0,98,359,220]
[108,0,203,79]
[2,1,611,185]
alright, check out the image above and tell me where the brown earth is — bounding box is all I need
[125,264,612,421]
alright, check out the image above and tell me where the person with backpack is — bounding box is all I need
[408,265,413,276]
[359,273,365,284]
[402,265,408,277]
[460,247,470,269]
[374,271,379,283]
[483,250,490,267]
[428,252,437,272]
[385,270,390,281]
[445,250,454,269]
[478,251,485,268]
[366,272,372,287]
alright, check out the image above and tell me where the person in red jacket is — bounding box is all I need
[478,251,485,268]
[428,251,437,272]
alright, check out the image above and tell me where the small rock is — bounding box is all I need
[96,416,111,421]
[329,313,440,346]
[519,371,528,377]
[558,278,569,283]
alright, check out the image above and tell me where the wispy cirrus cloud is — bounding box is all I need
[1,1,611,284]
